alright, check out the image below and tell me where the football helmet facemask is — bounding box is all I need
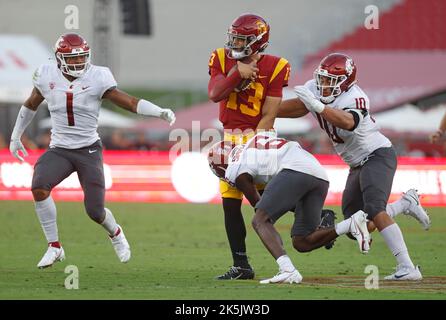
[54,33,91,78]
[225,13,270,60]
[314,53,357,104]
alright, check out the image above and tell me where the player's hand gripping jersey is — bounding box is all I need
[304,79,391,167]
[208,48,290,132]
[225,133,328,185]
[32,63,117,149]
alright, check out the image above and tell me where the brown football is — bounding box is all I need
[228,59,256,92]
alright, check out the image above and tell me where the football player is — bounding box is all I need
[9,33,176,268]
[278,53,430,280]
[208,13,291,280]
[208,133,370,284]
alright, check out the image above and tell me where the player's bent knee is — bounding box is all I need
[251,209,270,231]
[364,203,384,220]
[292,237,311,253]
[31,188,50,202]
[85,205,105,223]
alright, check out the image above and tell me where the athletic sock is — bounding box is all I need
[101,208,119,237]
[223,206,250,268]
[277,255,295,273]
[335,218,351,235]
[386,198,409,218]
[34,196,58,243]
[380,223,415,269]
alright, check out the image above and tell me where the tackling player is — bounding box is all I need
[208,14,291,280]
[208,133,370,284]
[9,33,176,268]
[278,53,430,280]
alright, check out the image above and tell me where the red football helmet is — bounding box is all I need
[314,53,357,103]
[207,140,235,180]
[54,33,91,77]
[225,13,270,60]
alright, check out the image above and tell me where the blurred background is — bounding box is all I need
[0,0,445,204]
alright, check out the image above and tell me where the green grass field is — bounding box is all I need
[0,201,445,300]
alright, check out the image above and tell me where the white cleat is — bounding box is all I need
[384,264,422,281]
[402,189,431,230]
[110,225,131,263]
[259,269,303,284]
[349,210,371,254]
[37,245,65,269]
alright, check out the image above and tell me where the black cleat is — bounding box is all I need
[320,209,337,250]
[216,266,255,280]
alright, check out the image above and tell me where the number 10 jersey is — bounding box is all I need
[304,79,391,167]
[32,63,117,149]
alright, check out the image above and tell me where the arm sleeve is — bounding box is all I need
[100,67,118,98]
[341,92,370,130]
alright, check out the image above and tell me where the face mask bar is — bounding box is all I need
[56,52,91,77]
[314,68,347,103]
[225,31,267,60]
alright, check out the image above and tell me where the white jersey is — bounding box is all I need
[225,134,328,185]
[304,79,391,167]
[32,63,117,149]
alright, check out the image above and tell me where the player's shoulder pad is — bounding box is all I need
[209,48,226,73]
[32,63,53,82]
[336,84,370,110]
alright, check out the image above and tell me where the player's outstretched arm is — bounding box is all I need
[277,98,309,118]
[235,173,261,207]
[294,86,357,130]
[10,88,44,161]
[103,88,176,125]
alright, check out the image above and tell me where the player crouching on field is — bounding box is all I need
[9,33,176,268]
[208,133,371,284]
[278,53,429,280]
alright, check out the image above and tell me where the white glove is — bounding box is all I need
[10,139,28,162]
[294,86,325,113]
[160,108,176,126]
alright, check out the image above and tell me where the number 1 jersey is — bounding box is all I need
[32,63,117,149]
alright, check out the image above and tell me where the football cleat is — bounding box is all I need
[110,225,131,263]
[384,264,422,281]
[216,266,255,280]
[37,245,65,269]
[401,189,431,230]
[259,269,303,284]
[319,209,337,249]
[349,210,370,254]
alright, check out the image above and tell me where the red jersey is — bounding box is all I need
[208,48,290,131]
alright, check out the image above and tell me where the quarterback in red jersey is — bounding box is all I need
[207,13,290,280]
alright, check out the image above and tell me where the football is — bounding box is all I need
[228,59,256,92]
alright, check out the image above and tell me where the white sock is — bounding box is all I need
[386,197,409,218]
[34,196,58,243]
[335,218,351,235]
[380,223,415,269]
[276,255,295,273]
[101,208,119,236]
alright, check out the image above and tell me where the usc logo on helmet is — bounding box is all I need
[256,20,268,36]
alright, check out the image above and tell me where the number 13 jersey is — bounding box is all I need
[304,79,391,167]
[208,48,290,131]
[32,63,117,149]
